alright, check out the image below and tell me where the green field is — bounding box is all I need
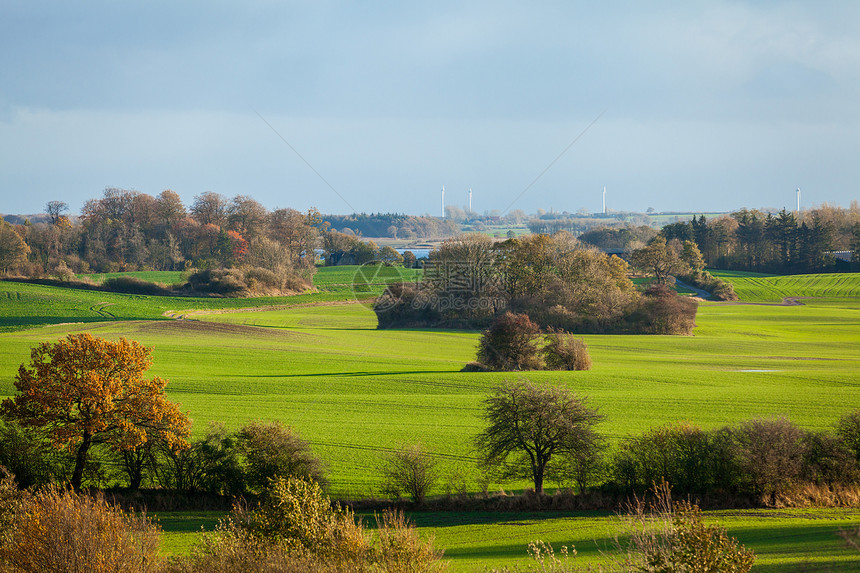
[0,268,858,570]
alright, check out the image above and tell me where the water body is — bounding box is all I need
[396,248,431,258]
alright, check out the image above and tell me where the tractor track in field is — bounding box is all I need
[89,302,116,318]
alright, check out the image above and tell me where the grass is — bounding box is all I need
[712,271,860,302]
[0,269,858,570]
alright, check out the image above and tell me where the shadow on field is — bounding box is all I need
[282,370,454,378]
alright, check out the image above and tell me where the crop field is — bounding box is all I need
[0,268,858,570]
[711,271,860,302]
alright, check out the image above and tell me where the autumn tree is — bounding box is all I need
[631,236,689,284]
[475,380,603,494]
[0,218,30,273]
[190,191,229,227]
[0,333,191,491]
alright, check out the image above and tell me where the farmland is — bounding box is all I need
[0,267,859,570]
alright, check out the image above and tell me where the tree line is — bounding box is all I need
[0,188,455,281]
[661,205,860,274]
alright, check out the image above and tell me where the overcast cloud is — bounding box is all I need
[1,1,858,216]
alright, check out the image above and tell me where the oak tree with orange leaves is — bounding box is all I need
[0,333,191,491]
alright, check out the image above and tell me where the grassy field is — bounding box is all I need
[0,268,858,570]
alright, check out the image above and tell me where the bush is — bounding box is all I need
[629,285,698,335]
[622,483,755,572]
[381,443,439,504]
[233,477,366,559]
[0,486,161,573]
[612,423,737,495]
[103,276,170,295]
[543,330,591,371]
[476,312,544,371]
[187,267,311,297]
[166,505,447,573]
[236,420,327,494]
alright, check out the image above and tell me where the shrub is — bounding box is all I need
[0,486,161,573]
[370,509,447,573]
[629,285,698,335]
[234,477,366,558]
[103,276,170,295]
[622,484,755,572]
[381,443,439,504]
[167,506,447,573]
[477,312,544,371]
[612,423,735,495]
[187,269,247,295]
[543,329,592,371]
[236,420,326,494]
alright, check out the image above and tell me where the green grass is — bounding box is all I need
[712,272,860,302]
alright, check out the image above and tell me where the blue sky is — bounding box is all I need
[2,1,859,216]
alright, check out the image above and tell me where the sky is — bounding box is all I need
[1,1,859,217]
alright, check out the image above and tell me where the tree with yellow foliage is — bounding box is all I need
[1,333,191,491]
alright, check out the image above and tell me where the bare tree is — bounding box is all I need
[45,201,69,225]
[381,443,439,504]
[475,380,603,494]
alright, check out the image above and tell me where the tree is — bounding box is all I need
[680,240,706,273]
[190,191,228,227]
[475,380,603,494]
[381,443,439,504]
[0,333,191,491]
[476,312,543,371]
[45,201,69,225]
[631,236,689,284]
[236,420,326,494]
[0,218,30,273]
